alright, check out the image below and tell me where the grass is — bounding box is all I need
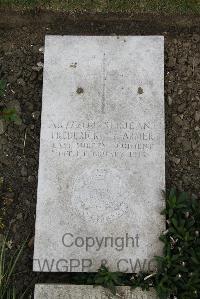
[0,237,27,299]
[0,0,200,14]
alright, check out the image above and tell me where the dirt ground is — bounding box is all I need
[0,9,200,297]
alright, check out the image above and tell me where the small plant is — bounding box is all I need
[0,108,21,124]
[0,236,27,299]
[0,79,21,125]
[94,190,200,299]
[154,189,200,299]
[94,265,124,294]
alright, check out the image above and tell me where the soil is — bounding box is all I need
[0,9,200,298]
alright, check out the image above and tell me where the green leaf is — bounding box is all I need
[171,218,178,228]
[169,208,173,217]
[0,108,22,125]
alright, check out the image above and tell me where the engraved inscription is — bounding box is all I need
[49,120,155,159]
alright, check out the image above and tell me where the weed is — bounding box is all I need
[0,237,27,299]
[0,79,21,125]
[93,265,124,294]
[93,190,200,299]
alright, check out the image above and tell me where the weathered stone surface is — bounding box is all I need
[33,36,165,272]
[34,284,158,299]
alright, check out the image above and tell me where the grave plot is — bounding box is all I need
[33,36,165,272]
[1,9,200,298]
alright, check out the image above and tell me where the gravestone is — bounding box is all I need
[34,284,159,299]
[33,36,165,272]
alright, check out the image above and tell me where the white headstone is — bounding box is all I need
[33,36,165,272]
[34,284,159,299]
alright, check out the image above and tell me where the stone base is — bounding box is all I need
[34,284,158,299]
